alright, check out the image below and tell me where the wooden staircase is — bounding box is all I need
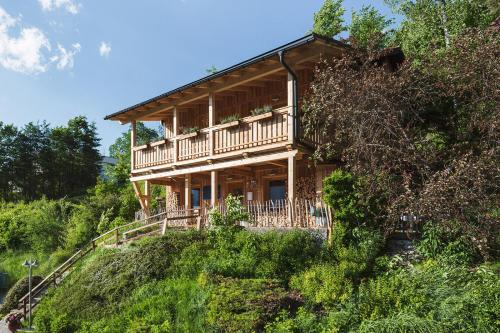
[9,208,205,322]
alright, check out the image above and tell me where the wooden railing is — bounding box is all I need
[212,198,332,231]
[15,209,202,321]
[133,140,174,169]
[177,131,210,161]
[132,109,290,171]
[214,108,288,154]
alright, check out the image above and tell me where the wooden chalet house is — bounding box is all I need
[105,34,344,223]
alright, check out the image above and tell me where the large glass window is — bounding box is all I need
[268,180,286,202]
[191,188,201,208]
[202,185,221,200]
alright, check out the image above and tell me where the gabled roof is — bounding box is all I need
[105,33,346,122]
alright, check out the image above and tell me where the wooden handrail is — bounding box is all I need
[16,210,171,312]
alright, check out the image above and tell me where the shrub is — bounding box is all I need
[290,263,355,307]
[417,221,476,265]
[80,279,209,333]
[0,199,71,253]
[0,275,43,315]
[205,229,322,282]
[355,261,500,332]
[206,278,301,333]
[291,228,382,308]
[358,312,442,333]
[265,307,325,333]
[209,194,249,228]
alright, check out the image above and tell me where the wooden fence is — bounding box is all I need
[211,198,332,230]
[136,198,332,231]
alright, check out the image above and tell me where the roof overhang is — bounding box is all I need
[105,34,347,123]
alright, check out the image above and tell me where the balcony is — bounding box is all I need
[132,107,289,172]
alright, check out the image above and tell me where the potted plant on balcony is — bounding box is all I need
[181,126,200,138]
[218,114,241,129]
[249,105,274,121]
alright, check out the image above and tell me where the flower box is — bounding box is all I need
[247,111,273,122]
[218,120,240,130]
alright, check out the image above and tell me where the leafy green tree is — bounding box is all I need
[10,122,52,200]
[389,0,496,62]
[0,122,18,200]
[50,116,101,198]
[107,122,160,187]
[312,0,346,38]
[349,5,394,50]
[206,65,218,74]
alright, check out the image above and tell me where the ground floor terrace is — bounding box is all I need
[132,150,335,229]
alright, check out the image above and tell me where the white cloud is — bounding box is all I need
[38,0,81,14]
[99,41,111,58]
[0,6,80,74]
[50,42,81,70]
[0,6,51,74]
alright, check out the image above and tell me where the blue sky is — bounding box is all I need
[0,0,399,153]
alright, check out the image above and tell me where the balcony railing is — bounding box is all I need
[132,107,289,171]
[133,140,174,170]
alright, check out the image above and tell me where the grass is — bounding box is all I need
[0,250,69,289]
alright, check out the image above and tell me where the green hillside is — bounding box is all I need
[32,228,498,333]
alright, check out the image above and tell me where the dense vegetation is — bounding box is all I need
[0,117,101,201]
[0,122,160,293]
[306,1,499,260]
[32,211,498,332]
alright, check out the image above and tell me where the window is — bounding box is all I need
[268,180,286,202]
[191,188,201,208]
[202,185,221,200]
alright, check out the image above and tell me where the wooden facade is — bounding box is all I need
[105,35,345,220]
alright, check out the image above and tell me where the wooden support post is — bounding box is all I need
[162,218,168,235]
[184,174,192,209]
[144,180,151,217]
[210,170,218,207]
[132,181,149,217]
[165,185,173,209]
[288,155,296,224]
[173,107,178,163]
[287,72,295,143]
[131,121,137,171]
[115,229,119,246]
[196,215,202,230]
[209,92,215,156]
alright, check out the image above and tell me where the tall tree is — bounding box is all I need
[107,122,160,187]
[349,5,394,50]
[312,0,346,38]
[0,122,18,200]
[10,122,52,200]
[387,0,496,62]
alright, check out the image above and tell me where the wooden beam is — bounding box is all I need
[211,170,218,207]
[184,174,192,209]
[131,150,299,182]
[209,92,215,156]
[288,155,296,201]
[173,107,178,163]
